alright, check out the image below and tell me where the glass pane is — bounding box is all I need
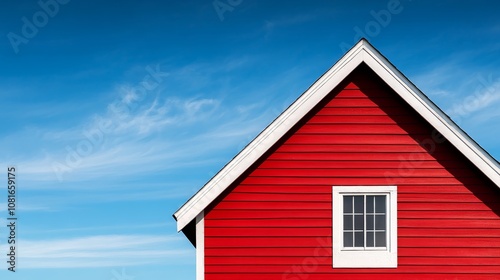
[344,215,353,230]
[375,196,386,213]
[375,232,386,247]
[354,196,364,213]
[343,196,353,213]
[344,232,353,247]
[354,215,364,230]
[366,214,374,230]
[354,232,364,247]
[366,232,374,247]
[366,195,375,213]
[375,215,386,230]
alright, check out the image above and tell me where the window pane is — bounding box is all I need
[366,195,374,213]
[354,196,364,213]
[354,215,364,230]
[340,193,390,250]
[375,196,386,213]
[366,214,374,230]
[366,232,374,247]
[344,232,353,247]
[375,232,386,247]
[354,232,364,247]
[344,215,353,230]
[343,196,353,213]
[375,215,386,230]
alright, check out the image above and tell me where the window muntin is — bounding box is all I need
[343,195,387,249]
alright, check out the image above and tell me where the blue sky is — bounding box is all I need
[0,0,499,279]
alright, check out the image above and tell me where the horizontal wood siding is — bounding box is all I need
[204,66,500,279]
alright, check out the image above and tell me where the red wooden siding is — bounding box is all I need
[203,65,500,279]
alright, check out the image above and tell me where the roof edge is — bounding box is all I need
[173,39,500,232]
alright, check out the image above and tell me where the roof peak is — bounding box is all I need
[173,40,500,232]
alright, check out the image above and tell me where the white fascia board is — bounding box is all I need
[174,40,367,231]
[174,39,500,232]
[360,44,500,186]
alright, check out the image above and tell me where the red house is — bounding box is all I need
[173,39,500,279]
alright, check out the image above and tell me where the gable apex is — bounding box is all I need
[173,39,500,232]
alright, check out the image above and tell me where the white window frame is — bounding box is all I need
[332,186,397,268]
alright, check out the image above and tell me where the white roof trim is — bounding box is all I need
[173,39,500,232]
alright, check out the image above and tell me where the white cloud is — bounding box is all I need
[100,92,220,135]
[4,234,191,269]
[10,89,273,189]
[13,92,224,184]
[28,222,171,235]
[2,57,304,192]
[412,61,462,96]
[446,78,500,123]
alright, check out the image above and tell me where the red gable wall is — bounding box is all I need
[203,64,500,279]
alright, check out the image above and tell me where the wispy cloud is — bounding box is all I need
[412,61,462,97]
[446,78,500,122]
[28,222,171,235]
[20,187,196,212]
[410,49,500,159]
[16,95,223,183]
[5,59,272,186]
[98,93,220,135]
[5,234,191,269]
[3,55,310,201]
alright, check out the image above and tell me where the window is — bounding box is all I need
[332,186,397,268]
[343,195,387,249]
